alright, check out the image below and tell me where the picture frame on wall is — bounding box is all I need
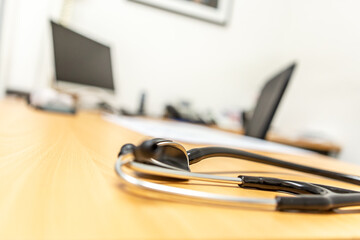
[129,0,234,25]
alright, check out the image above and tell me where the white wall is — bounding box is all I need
[0,0,63,93]
[1,0,360,163]
[0,0,6,98]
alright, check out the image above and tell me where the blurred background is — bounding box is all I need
[0,0,359,163]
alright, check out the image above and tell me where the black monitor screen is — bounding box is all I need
[51,21,115,90]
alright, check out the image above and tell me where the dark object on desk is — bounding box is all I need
[6,89,30,102]
[244,63,296,139]
[120,92,147,116]
[98,101,118,113]
[33,105,76,114]
[165,104,204,124]
[138,92,146,116]
[164,102,216,125]
[51,21,115,91]
[165,104,204,122]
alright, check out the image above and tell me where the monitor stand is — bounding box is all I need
[53,80,119,111]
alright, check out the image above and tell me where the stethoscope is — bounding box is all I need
[115,138,360,212]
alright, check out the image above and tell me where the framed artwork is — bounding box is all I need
[129,0,234,25]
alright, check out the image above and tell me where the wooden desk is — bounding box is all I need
[267,133,341,156]
[1,99,360,239]
[213,126,342,156]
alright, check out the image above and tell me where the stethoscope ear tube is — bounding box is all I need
[188,147,360,185]
[239,176,360,211]
[276,194,360,211]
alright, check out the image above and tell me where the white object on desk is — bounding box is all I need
[104,114,313,156]
[30,88,76,113]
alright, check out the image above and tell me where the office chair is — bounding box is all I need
[244,63,296,139]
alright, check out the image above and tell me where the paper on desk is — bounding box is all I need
[104,114,312,156]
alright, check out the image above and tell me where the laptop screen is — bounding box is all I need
[245,63,296,139]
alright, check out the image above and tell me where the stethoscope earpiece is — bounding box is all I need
[129,139,190,172]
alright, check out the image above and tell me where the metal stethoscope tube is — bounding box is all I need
[115,153,277,210]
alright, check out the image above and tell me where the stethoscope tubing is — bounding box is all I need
[115,139,360,211]
[188,147,360,185]
[115,154,277,209]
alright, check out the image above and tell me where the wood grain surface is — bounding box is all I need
[1,98,360,239]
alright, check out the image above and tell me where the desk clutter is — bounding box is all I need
[6,84,340,157]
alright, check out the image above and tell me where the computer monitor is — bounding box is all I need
[50,21,115,91]
[244,63,296,139]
